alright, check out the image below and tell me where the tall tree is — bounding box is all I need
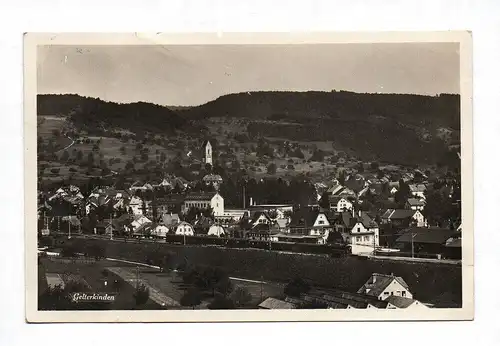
[319,192,330,210]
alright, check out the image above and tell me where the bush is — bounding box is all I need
[180,288,202,309]
[208,294,235,310]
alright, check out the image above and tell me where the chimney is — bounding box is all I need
[358,210,361,218]
[250,197,253,206]
[352,208,355,218]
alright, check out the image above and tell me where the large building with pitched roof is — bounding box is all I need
[357,273,413,300]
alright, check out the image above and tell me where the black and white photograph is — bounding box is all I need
[24,32,473,322]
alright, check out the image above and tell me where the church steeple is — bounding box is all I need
[202,140,213,165]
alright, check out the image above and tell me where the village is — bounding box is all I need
[37,138,463,310]
[38,139,462,260]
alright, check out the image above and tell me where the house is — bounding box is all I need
[128,196,145,215]
[381,209,427,228]
[182,192,224,216]
[202,140,213,165]
[131,215,152,232]
[202,174,223,188]
[327,184,356,198]
[357,273,413,300]
[85,195,110,215]
[405,198,426,211]
[278,208,331,244]
[61,216,81,230]
[385,296,429,310]
[389,181,399,195]
[132,222,153,237]
[300,288,396,309]
[409,184,427,200]
[344,175,366,194]
[148,224,169,238]
[161,212,181,227]
[171,221,195,236]
[107,214,132,234]
[248,211,273,228]
[275,218,289,231]
[156,194,185,214]
[216,208,249,226]
[329,196,353,212]
[246,223,280,242]
[258,297,296,309]
[193,215,213,235]
[349,211,380,253]
[207,224,225,237]
[395,227,458,258]
[247,203,293,219]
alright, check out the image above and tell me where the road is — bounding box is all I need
[106,267,180,307]
[55,136,75,154]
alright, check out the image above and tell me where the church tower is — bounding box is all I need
[202,140,213,165]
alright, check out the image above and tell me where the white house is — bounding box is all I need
[282,209,331,244]
[357,273,413,300]
[172,221,195,236]
[207,224,225,237]
[330,197,353,212]
[128,196,144,215]
[381,209,427,228]
[406,198,426,211]
[349,211,379,253]
[409,184,427,200]
[131,215,151,231]
[151,224,169,238]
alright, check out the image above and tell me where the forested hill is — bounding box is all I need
[179,91,460,166]
[180,90,460,130]
[37,94,200,135]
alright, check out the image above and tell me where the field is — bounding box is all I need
[37,116,73,151]
[38,257,163,310]
[67,238,463,308]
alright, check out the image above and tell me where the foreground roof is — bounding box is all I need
[258,297,296,309]
[357,273,410,298]
[385,295,421,308]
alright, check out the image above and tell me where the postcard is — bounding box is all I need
[25,31,473,322]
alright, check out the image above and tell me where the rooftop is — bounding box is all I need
[396,227,457,245]
[258,297,296,309]
[357,273,410,298]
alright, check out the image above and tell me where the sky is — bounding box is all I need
[37,43,460,106]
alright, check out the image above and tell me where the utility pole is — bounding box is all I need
[68,216,71,239]
[110,213,113,240]
[243,184,246,209]
[260,275,263,302]
[136,265,139,290]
